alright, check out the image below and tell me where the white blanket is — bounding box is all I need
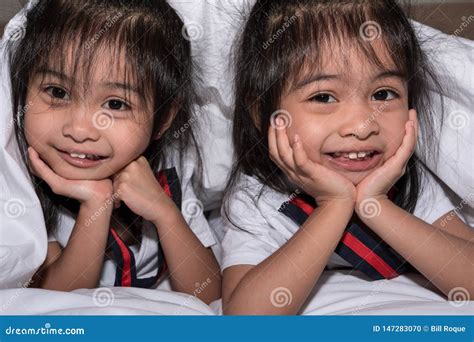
[0,287,215,315]
[2,271,471,315]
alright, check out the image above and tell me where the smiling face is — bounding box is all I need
[279,41,409,185]
[24,50,155,181]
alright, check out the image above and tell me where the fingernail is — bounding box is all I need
[293,134,300,144]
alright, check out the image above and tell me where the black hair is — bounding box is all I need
[8,0,202,235]
[225,0,445,221]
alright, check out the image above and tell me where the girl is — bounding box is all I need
[8,0,221,304]
[222,0,473,314]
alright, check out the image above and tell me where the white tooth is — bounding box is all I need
[77,153,86,159]
[70,152,78,158]
[348,152,358,159]
[357,151,366,158]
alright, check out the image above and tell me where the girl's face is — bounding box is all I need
[280,42,409,185]
[24,53,154,181]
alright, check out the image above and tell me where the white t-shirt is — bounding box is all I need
[221,170,461,271]
[48,146,216,288]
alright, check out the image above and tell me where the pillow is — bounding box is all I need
[0,1,46,289]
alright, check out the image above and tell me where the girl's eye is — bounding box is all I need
[371,89,398,101]
[45,86,69,100]
[309,93,337,103]
[104,99,130,111]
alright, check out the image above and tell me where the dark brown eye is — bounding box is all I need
[310,93,336,103]
[46,86,69,100]
[372,89,398,101]
[105,99,130,111]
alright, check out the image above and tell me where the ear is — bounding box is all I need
[154,104,179,140]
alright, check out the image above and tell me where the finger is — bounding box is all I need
[291,134,315,176]
[275,124,295,169]
[112,179,122,209]
[27,147,64,190]
[392,115,417,169]
[268,125,286,169]
[409,109,418,142]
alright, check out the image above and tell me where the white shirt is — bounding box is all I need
[221,170,460,271]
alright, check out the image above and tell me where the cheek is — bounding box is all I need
[287,119,326,163]
[23,112,54,151]
[109,124,152,162]
[380,114,408,158]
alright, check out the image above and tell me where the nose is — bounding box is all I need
[62,106,101,143]
[338,103,380,140]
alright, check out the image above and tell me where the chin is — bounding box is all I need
[341,170,370,185]
[53,164,112,181]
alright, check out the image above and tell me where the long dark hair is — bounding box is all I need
[8,0,202,234]
[225,0,445,220]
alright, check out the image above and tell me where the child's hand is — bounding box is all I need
[268,123,356,206]
[27,147,114,206]
[355,109,418,208]
[111,156,177,222]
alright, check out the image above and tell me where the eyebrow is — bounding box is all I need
[35,68,73,83]
[294,70,405,90]
[35,68,139,94]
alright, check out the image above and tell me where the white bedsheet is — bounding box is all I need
[0,287,215,315]
[2,270,470,316]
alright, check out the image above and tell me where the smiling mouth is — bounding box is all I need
[324,150,383,172]
[56,147,109,168]
[327,150,380,161]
